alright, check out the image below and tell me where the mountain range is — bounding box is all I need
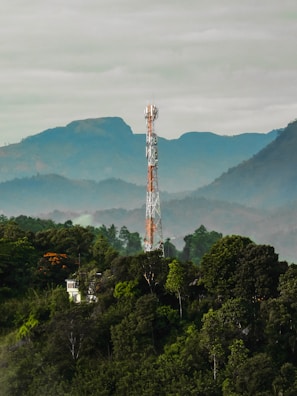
[0,117,278,192]
[2,116,297,262]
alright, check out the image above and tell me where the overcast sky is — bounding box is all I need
[1,0,297,146]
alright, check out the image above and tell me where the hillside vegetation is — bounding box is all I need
[42,196,297,263]
[1,216,297,395]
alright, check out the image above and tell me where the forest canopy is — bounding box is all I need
[0,215,296,396]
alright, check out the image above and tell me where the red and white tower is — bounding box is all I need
[144,104,164,254]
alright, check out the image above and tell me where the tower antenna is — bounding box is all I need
[144,104,164,254]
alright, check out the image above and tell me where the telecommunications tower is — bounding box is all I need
[144,104,164,254]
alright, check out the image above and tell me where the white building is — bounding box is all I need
[65,279,81,303]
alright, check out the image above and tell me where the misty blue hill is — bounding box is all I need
[0,117,279,192]
[192,119,297,208]
[0,174,181,217]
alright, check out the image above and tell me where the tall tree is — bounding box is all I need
[92,234,118,272]
[163,238,178,259]
[200,235,252,300]
[119,226,142,256]
[97,224,123,252]
[181,225,222,264]
[200,308,226,381]
[165,259,186,318]
[137,250,167,293]
[234,243,287,302]
[222,339,250,396]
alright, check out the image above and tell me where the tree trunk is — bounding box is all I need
[213,353,217,381]
[178,290,182,319]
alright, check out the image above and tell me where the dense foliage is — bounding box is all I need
[0,215,296,395]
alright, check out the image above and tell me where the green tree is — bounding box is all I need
[261,297,297,365]
[0,220,27,241]
[200,235,253,300]
[165,259,186,318]
[200,308,228,381]
[111,255,136,283]
[67,361,117,396]
[181,225,222,264]
[49,286,70,318]
[234,243,287,301]
[278,264,297,301]
[234,353,277,395]
[0,237,37,300]
[164,238,178,259]
[97,224,123,252]
[111,294,157,360]
[0,214,8,223]
[119,226,142,255]
[273,363,297,396]
[222,339,249,395]
[92,234,119,271]
[34,225,94,263]
[12,215,57,234]
[45,304,95,378]
[137,250,167,293]
[200,299,251,382]
[113,279,140,299]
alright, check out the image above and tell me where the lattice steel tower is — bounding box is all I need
[144,104,164,254]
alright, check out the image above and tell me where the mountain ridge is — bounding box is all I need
[193,120,297,208]
[0,173,185,217]
[0,117,279,192]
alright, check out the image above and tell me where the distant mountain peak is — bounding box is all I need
[66,116,133,136]
[23,116,133,144]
